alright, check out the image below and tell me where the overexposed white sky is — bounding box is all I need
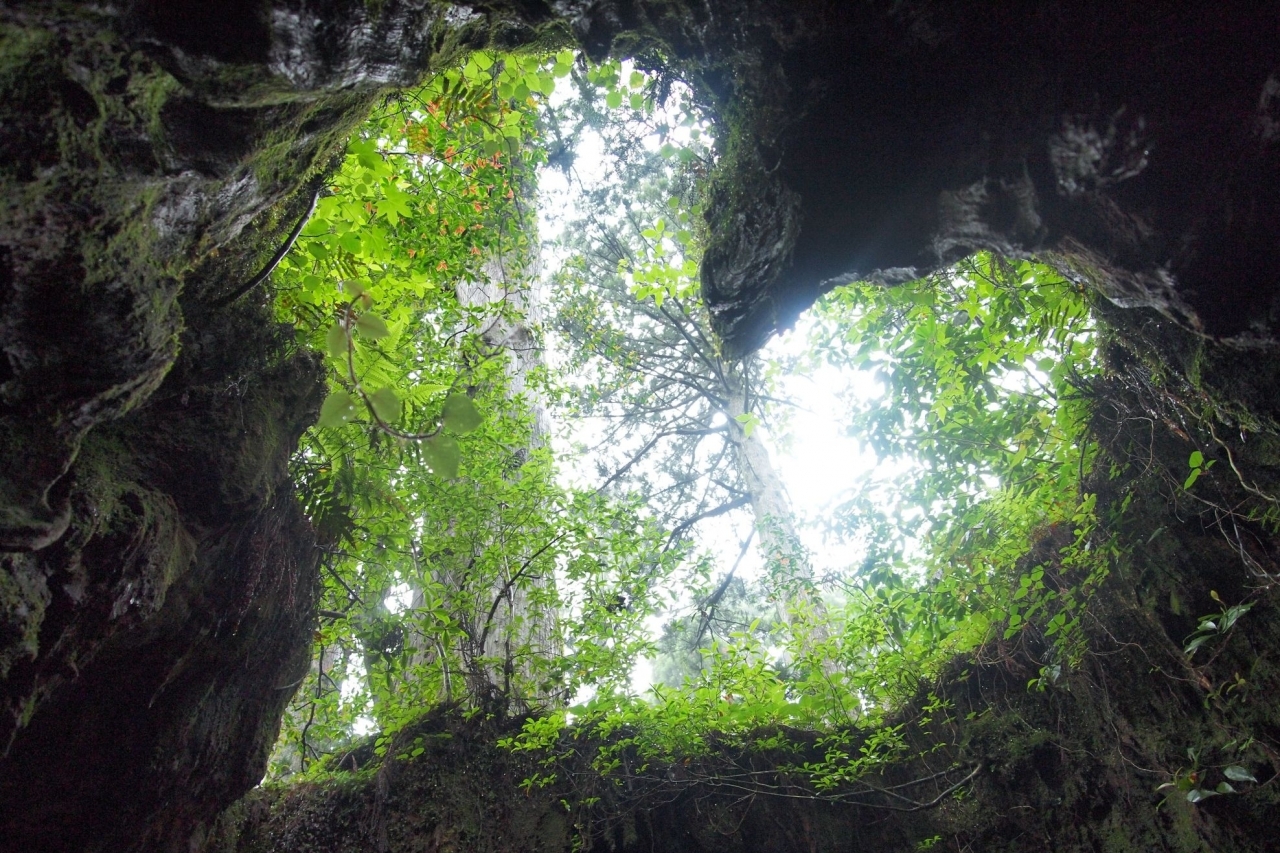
[536,68,897,575]
[533,65,914,694]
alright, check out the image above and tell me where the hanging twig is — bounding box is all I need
[214,184,323,307]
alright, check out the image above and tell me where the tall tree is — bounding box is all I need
[266,54,680,772]
[546,124,828,661]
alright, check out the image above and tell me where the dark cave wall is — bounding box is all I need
[0,0,490,553]
[677,1,1280,353]
[0,317,325,853]
[0,2,505,851]
[0,2,1278,852]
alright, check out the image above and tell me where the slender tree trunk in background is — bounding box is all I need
[458,252,552,442]
[405,244,559,710]
[723,367,830,646]
[457,252,560,709]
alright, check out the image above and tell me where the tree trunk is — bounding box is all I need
[423,251,558,710]
[723,366,830,646]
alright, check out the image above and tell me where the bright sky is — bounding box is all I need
[535,71,889,581]
[533,67,910,692]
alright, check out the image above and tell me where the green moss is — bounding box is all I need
[246,91,385,192]
[0,554,48,682]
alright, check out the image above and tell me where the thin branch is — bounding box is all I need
[665,495,752,550]
[215,184,322,307]
[694,529,756,646]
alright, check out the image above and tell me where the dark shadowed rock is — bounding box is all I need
[635,2,1280,353]
[0,2,492,849]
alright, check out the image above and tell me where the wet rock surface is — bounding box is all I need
[1,2,1279,851]
[647,2,1280,353]
[0,2,483,849]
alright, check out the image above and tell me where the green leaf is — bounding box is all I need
[326,323,349,360]
[1186,788,1217,803]
[1220,602,1252,631]
[442,393,482,434]
[1215,782,1236,794]
[1008,443,1029,470]
[350,139,384,173]
[377,181,414,225]
[1183,468,1201,490]
[1189,450,1204,469]
[338,231,362,254]
[301,216,331,238]
[605,90,623,109]
[423,433,461,478]
[1224,765,1257,783]
[1184,634,1212,656]
[356,312,390,339]
[318,391,358,428]
[734,412,760,438]
[369,387,401,423]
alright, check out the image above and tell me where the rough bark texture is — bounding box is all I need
[1,1,1279,852]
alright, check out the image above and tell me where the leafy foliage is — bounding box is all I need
[264,49,1115,807]
[541,80,841,691]
[267,52,689,774]
[503,254,1109,785]
[810,256,1108,691]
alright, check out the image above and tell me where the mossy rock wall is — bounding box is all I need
[0,2,506,850]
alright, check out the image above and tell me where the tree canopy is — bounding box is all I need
[265,49,1123,806]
